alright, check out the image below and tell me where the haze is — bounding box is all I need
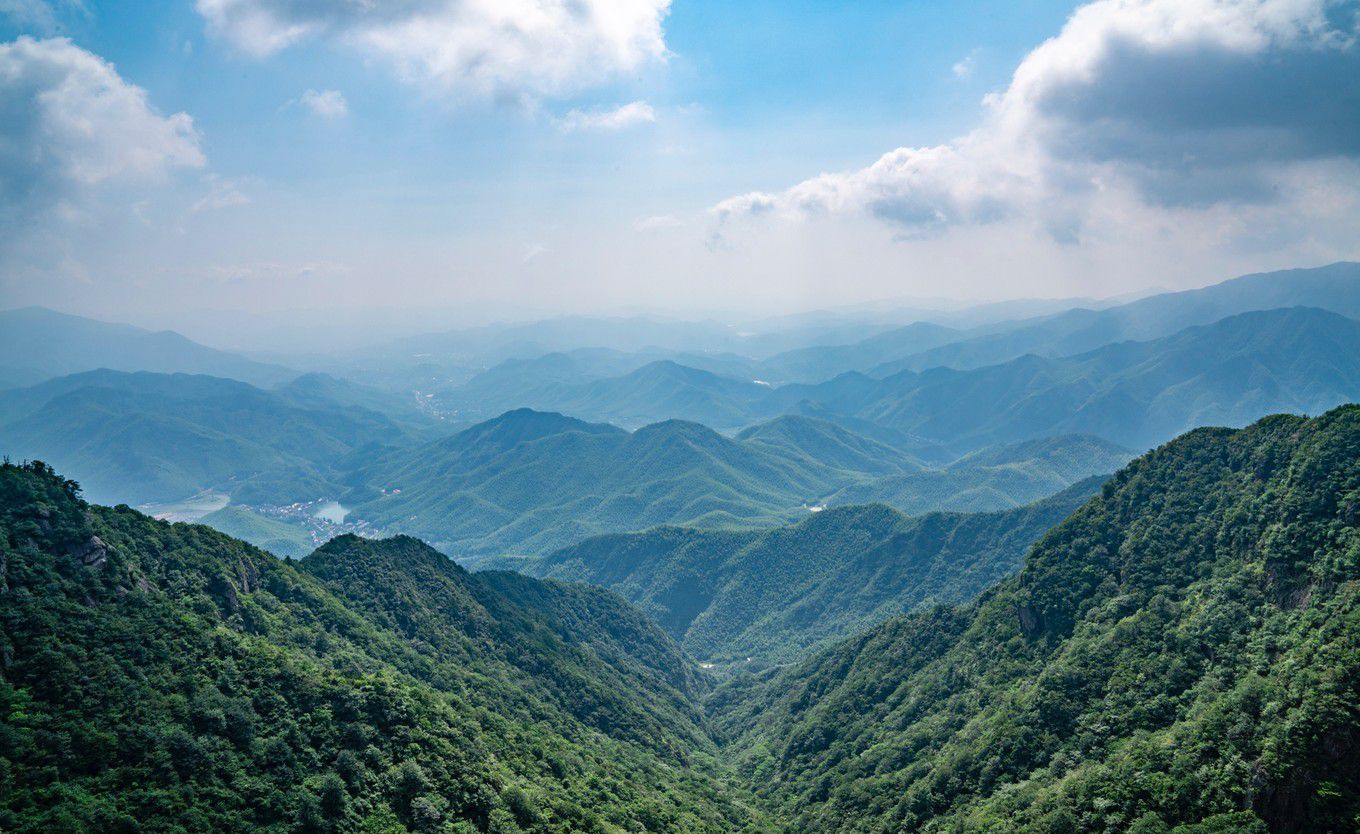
[2,0,1357,345]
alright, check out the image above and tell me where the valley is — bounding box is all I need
[3,264,1360,834]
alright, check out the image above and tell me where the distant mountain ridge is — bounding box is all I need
[793,306,1360,451]
[0,370,416,505]
[0,307,296,389]
[869,260,1360,375]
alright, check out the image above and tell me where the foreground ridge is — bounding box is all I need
[712,406,1360,833]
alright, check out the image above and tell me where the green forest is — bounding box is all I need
[4,405,1359,832]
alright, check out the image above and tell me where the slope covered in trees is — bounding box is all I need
[0,371,417,505]
[347,410,856,556]
[822,434,1131,514]
[0,462,759,833]
[792,306,1360,452]
[711,406,1360,833]
[493,478,1104,663]
[5,404,1360,833]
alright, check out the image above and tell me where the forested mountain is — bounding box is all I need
[0,371,415,505]
[348,409,1119,558]
[822,434,1132,514]
[0,307,296,390]
[488,478,1104,663]
[0,462,759,833]
[868,261,1360,375]
[796,306,1360,452]
[744,321,963,384]
[734,415,927,476]
[347,410,852,556]
[7,407,1359,833]
[711,406,1360,834]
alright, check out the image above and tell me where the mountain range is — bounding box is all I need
[345,410,1119,558]
[0,370,417,505]
[0,307,295,390]
[4,406,1358,832]
[711,405,1360,833]
[484,477,1105,663]
[3,263,1360,563]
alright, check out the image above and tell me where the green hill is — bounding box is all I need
[734,414,927,476]
[711,405,1360,833]
[198,505,319,560]
[0,370,416,506]
[349,410,858,557]
[499,478,1104,664]
[799,306,1360,452]
[6,404,1360,833]
[0,461,759,833]
[822,434,1133,514]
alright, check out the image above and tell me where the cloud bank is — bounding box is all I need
[197,0,671,102]
[714,0,1360,246]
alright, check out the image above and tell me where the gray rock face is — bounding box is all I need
[69,535,108,567]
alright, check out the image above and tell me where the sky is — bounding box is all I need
[0,0,1357,329]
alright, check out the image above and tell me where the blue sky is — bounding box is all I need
[0,0,1357,325]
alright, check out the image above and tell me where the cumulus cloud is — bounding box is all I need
[299,88,348,118]
[197,0,671,102]
[557,100,656,131]
[0,36,204,240]
[714,0,1360,241]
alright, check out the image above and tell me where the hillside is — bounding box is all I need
[870,261,1360,375]
[802,306,1360,452]
[0,307,295,389]
[500,478,1104,663]
[735,414,927,476]
[349,410,854,556]
[0,462,760,833]
[823,434,1132,514]
[711,406,1360,833]
[198,505,319,560]
[0,370,416,505]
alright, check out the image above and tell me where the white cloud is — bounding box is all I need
[557,100,656,132]
[299,88,348,118]
[0,36,204,242]
[713,0,1360,246]
[197,0,671,102]
[952,49,978,78]
[191,175,250,213]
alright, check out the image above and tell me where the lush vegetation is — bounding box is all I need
[346,410,854,557]
[0,461,760,833]
[784,306,1360,451]
[711,405,1360,833]
[492,478,1103,663]
[4,402,1360,833]
[199,505,318,560]
[350,411,1121,558]
[0,370,420,505]
[823,434,1130,514]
